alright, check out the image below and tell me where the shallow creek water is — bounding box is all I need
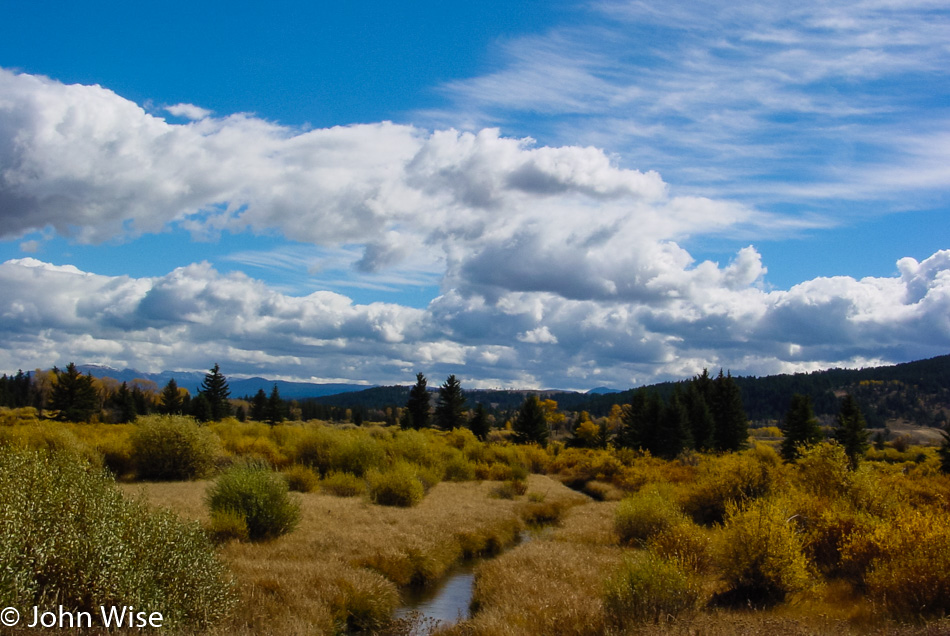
[392,526,553,630]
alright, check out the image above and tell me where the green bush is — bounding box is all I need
[0,447,234,628]
[206,462,301,541]
[130,415,219,480]
[321,471,366,497]
[615,488,688,547]
[604,552,700,627]
[366,463,424,507]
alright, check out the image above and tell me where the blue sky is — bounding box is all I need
[0,0,948,389]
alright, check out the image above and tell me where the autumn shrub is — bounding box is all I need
[294,426,340,474]
[790,492,875,576]
[0,406,42,426]
[0,447,234,628]
[321,471,366,497]
[206,462,301,541]
[334,433,386,476]
[715,497,811,604]
[131,415,219,480]
[615,487,688,546]
[794,441,852,498]
[207,508,250,544]
[442,453,477,482]
[387,429,444,469]
[283,464,320,492]
[679,449,779,525]
[647,520,714,573]
[603,552,701,627]
[841,509,950,618]
[366,462,425,507]
[490,479,528,499]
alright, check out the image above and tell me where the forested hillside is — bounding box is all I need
[306,355,950,428]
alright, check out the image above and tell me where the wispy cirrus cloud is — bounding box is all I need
[429,0,950,210]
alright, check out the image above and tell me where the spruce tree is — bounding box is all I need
[265,385,284,425]
[685,379,715,451]
[405,372,430,429]
[469,403,490,440]
[513,395,548,445]
[657,389,692,459]
[199,363,231,421]
[49,363,99,422]
[781,393,823,461]
[250,388,267,422]
[113,381,137,423]
[435,374,467,430]
[616,388,659,451]
[712,370,749,452]
[190,392,212,422]
[159,378,183,415]
[834,394,869,469]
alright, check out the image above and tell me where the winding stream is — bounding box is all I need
[392,526,553,630]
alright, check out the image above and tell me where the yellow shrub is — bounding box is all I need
[615,487,688,547]
[795,441,852,498]
[647,520,713,573]
[283,464,320,492]
[715,497,811,603]
[603,552,701,627]
[841,509,950,618]
[679,450,780,525]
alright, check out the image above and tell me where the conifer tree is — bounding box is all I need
[250,388,267,422]
[513,395,549,445]
[435,374,467,430]
[49,363,99,422]
[685,378,715,451]
[781,393,823,461]
[190,392,212,422]
[834,394,869,469]
[405,372,430,429]
[113,381,137,423]
[159,378,183,415]
[469,403,490,440]
[657,389,692,459]
[712,370,749,452]
[199,363,231,421]
[265,384,284,425]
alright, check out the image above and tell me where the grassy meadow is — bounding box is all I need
[2,409,950,634]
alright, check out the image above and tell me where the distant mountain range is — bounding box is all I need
[75,365,370,400]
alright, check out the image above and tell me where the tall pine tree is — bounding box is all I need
[199,363,231,421]
[435,374,467,430]
[513,395,549,445]
[712,370,749,452]
[265,384,285,425]
[834,394,869,469]
[159,378,183,415]
[781,393,823,461]
[405,372,430,429]
[469,403,490,440]
[49,363,99,422]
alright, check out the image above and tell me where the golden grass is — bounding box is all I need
[123,474,584,635]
